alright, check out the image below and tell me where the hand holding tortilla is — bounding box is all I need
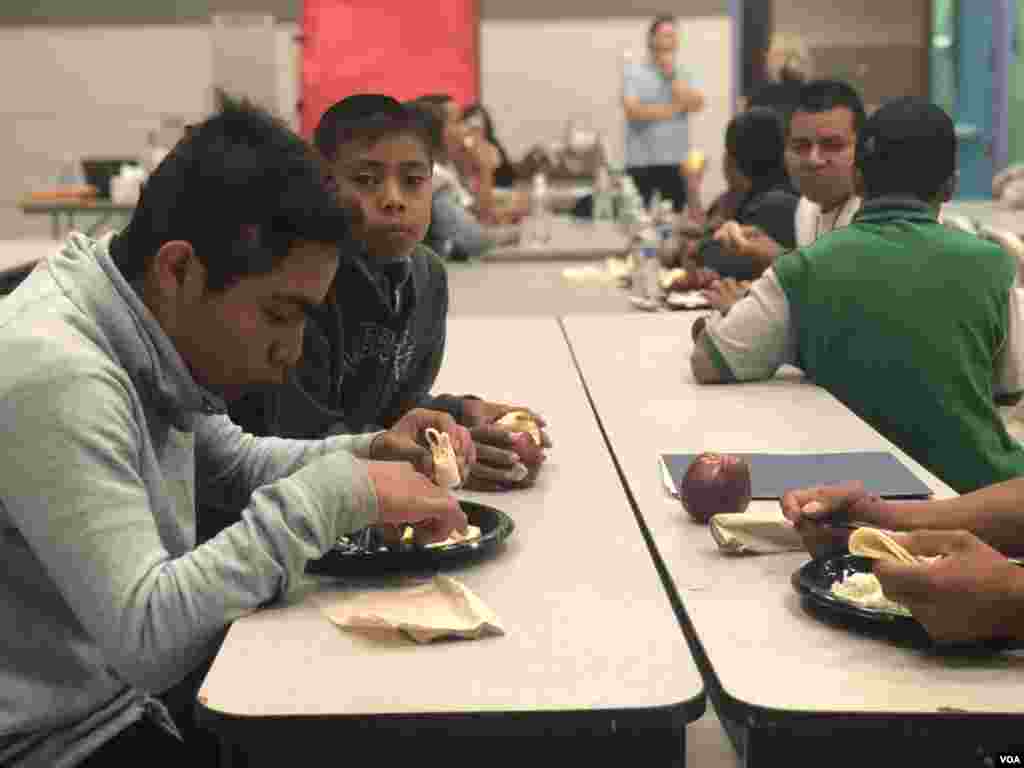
[871,530,1024,644]
[371,408,475,482]
[780,482,888,559]
[364,460,467,547]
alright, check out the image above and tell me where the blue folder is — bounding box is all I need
[660,451,933,500]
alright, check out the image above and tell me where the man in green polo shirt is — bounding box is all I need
[690,97,1024,494]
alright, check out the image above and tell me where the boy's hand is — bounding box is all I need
[370,408,475,484]
[874,530,1024,644]
[779,481,887,558]
[364,460,467,546]
[702,277,747,315]
[460,399,552,491]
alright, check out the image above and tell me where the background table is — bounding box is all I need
[0,239,54,294]
[562,312,1024,766]
[944,200,1024,237]
[19,198,134,240]
[197,315,705,767]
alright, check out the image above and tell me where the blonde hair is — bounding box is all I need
[766,34,812,82]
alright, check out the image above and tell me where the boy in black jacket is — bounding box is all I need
[224,95,548,504]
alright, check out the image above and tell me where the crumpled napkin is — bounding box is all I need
[709,510,805,554]
[319,575,505,644]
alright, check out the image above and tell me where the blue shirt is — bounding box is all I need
[623,59,694,168]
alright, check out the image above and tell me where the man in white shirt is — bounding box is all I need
[704,80,866,313]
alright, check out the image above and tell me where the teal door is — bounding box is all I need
[931,1,1005,199]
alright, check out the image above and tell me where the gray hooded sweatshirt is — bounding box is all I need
[0,234,380,766]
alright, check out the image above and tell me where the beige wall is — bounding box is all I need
[481,16,731,203]
[0,23,299,239]
[774,0,930,105]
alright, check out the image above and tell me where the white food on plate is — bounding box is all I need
[830,572,911,615]
[424,524,483,549]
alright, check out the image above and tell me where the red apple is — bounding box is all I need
[679,452,752,523]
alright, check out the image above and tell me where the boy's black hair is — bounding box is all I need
[726,107,788,186]
[647,15,676,48]
[856,97,957,202]
[792,79,867,135]
[313,93,435,164]
[110,94,346,293]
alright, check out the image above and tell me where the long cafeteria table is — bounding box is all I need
[196,316,706,767]
[561,312,1024,766]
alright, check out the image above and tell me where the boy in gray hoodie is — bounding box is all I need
[0,97,471,766]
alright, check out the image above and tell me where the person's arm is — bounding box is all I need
[3,369,379,695]
[689,268,797,384]
[671,78,705,113]
[994,282,1024,405]
[194,414,378,512]
[622,97,678,122]
[873,530,1024,644]
[430,190,495,260]
[782,477,1024,557]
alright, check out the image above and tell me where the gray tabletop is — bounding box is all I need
[198,315,704,762]
[562,313,1024,764]
[447,259,635,316]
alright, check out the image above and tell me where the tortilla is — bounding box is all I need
[848,527,922,565]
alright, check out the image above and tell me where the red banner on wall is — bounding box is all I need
[301,0,479,138]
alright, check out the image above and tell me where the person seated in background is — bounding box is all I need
[690,97,1024,495]
[222,94,549,517]
[462,102,519,188]
[781,479,1024,645]
[692,107,798,281]
[704,79,866,313]
[0,97,471,766]
[742,33,813,122]
[413,93,527,226]
[407,101,513,261]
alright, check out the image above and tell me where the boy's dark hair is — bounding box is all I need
[313,93,435,164]
[856,97,957,202]
[792,79,867,135]
[111,94,346,293]
[726,107,788,185]
[648,15,676,48]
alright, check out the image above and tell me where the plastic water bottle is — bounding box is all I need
[631,213,661,305]
[654,199,676,266]
[524,172,552,247]
[618,175,644,229]
[592,165,614,221]
[640,223,662,301]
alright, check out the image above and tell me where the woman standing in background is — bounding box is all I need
[621,15,705,212]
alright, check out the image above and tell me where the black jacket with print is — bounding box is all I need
[228,243,466,439]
